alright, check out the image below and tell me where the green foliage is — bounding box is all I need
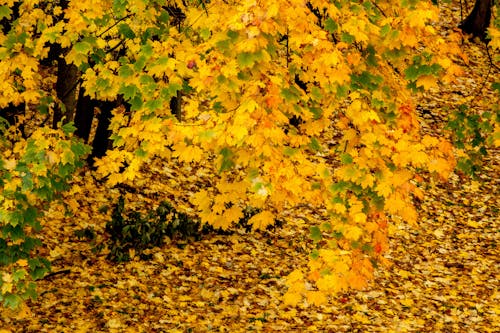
[447,104,499,176]
[105,196,203,262]
[0,125,89,309]
[105,198,284,262]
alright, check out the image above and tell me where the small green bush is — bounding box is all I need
[105,196,203,262]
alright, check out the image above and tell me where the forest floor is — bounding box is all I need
[1,2,499,332]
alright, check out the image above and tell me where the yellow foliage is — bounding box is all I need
[248,210,275,231]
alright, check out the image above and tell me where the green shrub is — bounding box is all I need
[105,196,203,262]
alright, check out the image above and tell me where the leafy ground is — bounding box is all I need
[1,2,499,332]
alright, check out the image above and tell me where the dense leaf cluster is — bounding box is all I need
[105,196,202,262]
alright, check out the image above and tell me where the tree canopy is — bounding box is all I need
[0,0,499,309]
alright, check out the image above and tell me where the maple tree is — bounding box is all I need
[0,0,498,310]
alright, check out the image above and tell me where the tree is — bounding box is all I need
[0,0,494,309]
[459,0,493,40]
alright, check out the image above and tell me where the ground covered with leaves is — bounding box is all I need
[1,2,499,333]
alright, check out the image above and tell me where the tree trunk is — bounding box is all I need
[53,58,79,128]
[74,88,95,142]
[88,101,114,165]
[459,0,492,40]
[170,90,182,121]
[51,0,78,129]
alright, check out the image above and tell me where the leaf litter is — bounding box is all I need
[1,1,499,332]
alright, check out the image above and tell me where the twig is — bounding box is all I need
[43,269,72,280]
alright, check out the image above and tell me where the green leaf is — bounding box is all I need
[219,147,234,172]
[23,207,37,226]
[227,30,239,41]
[341,153,353,164]
[118,65,134,78]
[120,84,139,100]
[324,18,338,33]
[130,96,143,110]
[144,99,162,111]
[341,32,355,44]
[310,87,323,101]
[95,78,110,91]
[158,9,170,23]
[330,182,348,193]
[283,147,298,156]
[237,52,255,68]
[135,148,148,158]
[200,28,211,41]
[404,65,419,81]
[308,137,321,151]
[380,24,391,37]
[310,226,322,242]
[3,294,22,310]
[119,23,136,39]
[71,142,90,158]
[12,269,27,282]
[74,41,92,53]
[280,87,300,103]
[61,122,76,135]
[0,5,11,20]
[134,55,147,71]
[141,43,153,57]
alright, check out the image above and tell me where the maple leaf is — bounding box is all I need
[344,225,364,241]
[192,190,212,212]
[306,291,327,306]
[416,74,438,90]
[248,210,275,230]
[222,206,243,225]
[283,291,302,307]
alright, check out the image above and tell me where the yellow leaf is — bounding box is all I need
[283,291,302,306]
[359,173,374,188]
[433,228,444,238]
[200,288,213,300]
[191,190,212,211]
[344,225,364,241]
[488,27,500,50]
[222,206,243,225]
[416,75,437,90]
[376,181,393,198]
[281,309,297,319]
[306,291,327,306]
[128,248,136,259]
[317,274,342,293]
[16,259,28,267]
[400,298,414,307]
[466,220,480,228]
[3,158,16,170]
[107,318,123,329]
[352,212,366,224]
[248,210,275,230]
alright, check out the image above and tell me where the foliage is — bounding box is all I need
[105,196,279,262]
[105,196,202,262]
[447,103,499,176]
[0,122,89,309]
[0,0,498,309]
[449,2,500,176]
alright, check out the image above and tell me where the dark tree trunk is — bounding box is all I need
[49,0,78,129]
[53,58,79,128]
[88,101,115,164]
[169,90,182,121]
[74,88,95,142]
[459,0,493,40]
